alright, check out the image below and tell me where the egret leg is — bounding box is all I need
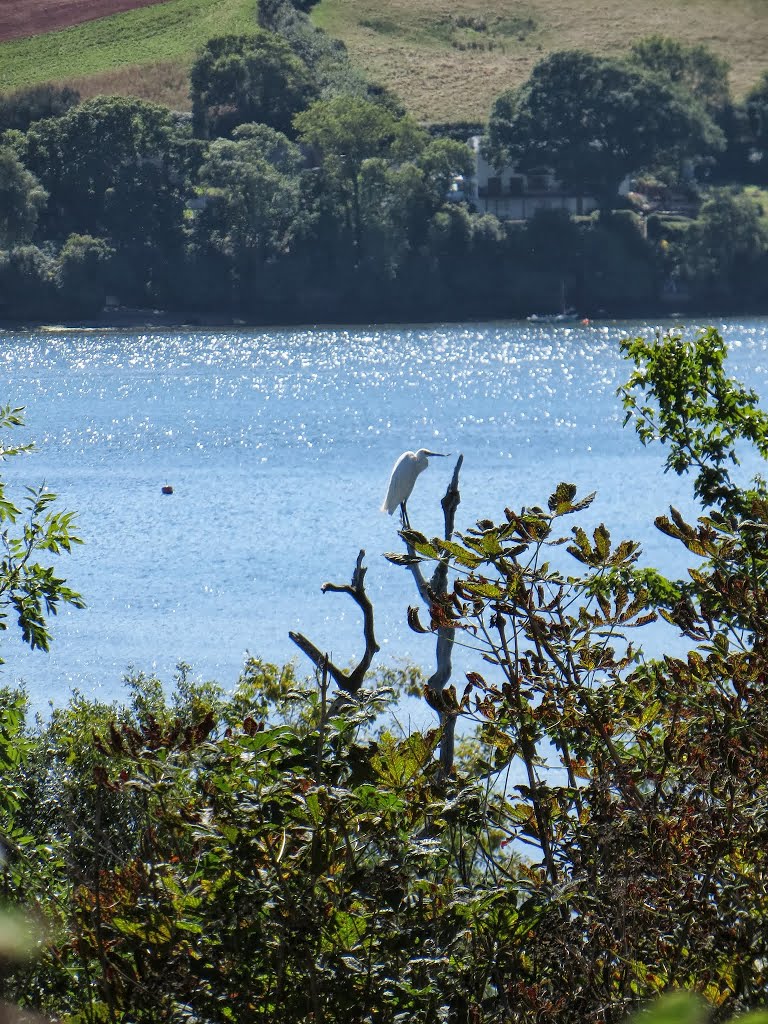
[400,502,411,530]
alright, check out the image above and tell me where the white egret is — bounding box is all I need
[381,449,448,528]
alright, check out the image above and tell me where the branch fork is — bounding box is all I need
[289,549,379,696]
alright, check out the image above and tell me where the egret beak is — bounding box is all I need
[425,451,450,457]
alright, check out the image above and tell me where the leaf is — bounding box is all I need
[462,580,504,599]
[481,531,502,556]
[372,730,439,786]
[435,538,483,568]
[655,514,684,539]
[568,526,594,564]
[633,612,658,627]
[384,552,424,566]
[407,606,431,634]
[570,490,597,513]
[465,671,486,689]
[400,528,432,549]
[593,524,611,561]
[548,481,577,513]
[610,539,641,565]
[670,506,691,533]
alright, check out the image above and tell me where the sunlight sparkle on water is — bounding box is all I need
[0,317,767,708]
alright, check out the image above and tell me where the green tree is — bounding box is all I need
[257,0,372,100]
[746,71,768,151]
[0,146,47,248]
[294,96,426,262]
[0,406,84,656]
[0,245,58,319]
[629,35,731,118]
[677,189,768,304]
[356,138,473,296]
[190,31,315,139]
[417,136,474,199]
[580,210,657,309]
[0,83,80,134]
[486,50,725,200]
[56,234,115,317]
[190,126,304,311]
[20,96,188,241]
[102,156,188,307]
[294,96,411,180]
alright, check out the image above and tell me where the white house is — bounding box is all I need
[464,136,600,220]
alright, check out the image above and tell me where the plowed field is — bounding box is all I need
[0,0,168,42]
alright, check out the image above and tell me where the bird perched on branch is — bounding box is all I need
[381,448,448,528]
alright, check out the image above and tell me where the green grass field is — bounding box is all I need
[0,0,257,109]
[311,0,768,122]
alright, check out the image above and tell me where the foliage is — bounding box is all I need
[0,84,80,134]
[19,95,190,241]
[294,96,416,180]
[0,147,47,248]
[632,993,768,1024]
[629,35,731,119]
[667,190,768,306]
[0,244,59,319]
[746,71,768,155]
[486,50,725,199]
[56,234,115,317]
[292,96,471,286]
[620,326,768,511]
[257,0,371,100]
[2,665,492,1022]
[580,209,657,308]
[378,325,768,1021]
[0,406,84,659]
[190,31,316,139]
[189,126,305,309]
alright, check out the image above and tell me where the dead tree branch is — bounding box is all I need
[289,550,379,695]
[401,454,464,775]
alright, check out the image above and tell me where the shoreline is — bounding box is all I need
[1,305,762,334]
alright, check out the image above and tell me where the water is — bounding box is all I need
[1,317,767,714]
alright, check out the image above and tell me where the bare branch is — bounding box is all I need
[428,453,464,696]
[289,550,379,695]
[400,455,464,776]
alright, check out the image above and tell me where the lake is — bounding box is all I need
[1,316,767,715]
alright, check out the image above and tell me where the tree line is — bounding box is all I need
[1,4,768,321]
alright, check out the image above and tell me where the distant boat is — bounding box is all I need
[161,484,173,495]
[527,309,580,324]
[527,279,580,323]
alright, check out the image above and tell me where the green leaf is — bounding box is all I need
[435,538,483,568]
[548,482,577,510]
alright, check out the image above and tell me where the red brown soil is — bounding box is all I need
[0,0,171,43]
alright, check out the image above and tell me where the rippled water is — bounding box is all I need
[1,317,767,711]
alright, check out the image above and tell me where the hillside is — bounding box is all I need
[0,0,257,111]
[311,0,768,122]
[0,0,766,122]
